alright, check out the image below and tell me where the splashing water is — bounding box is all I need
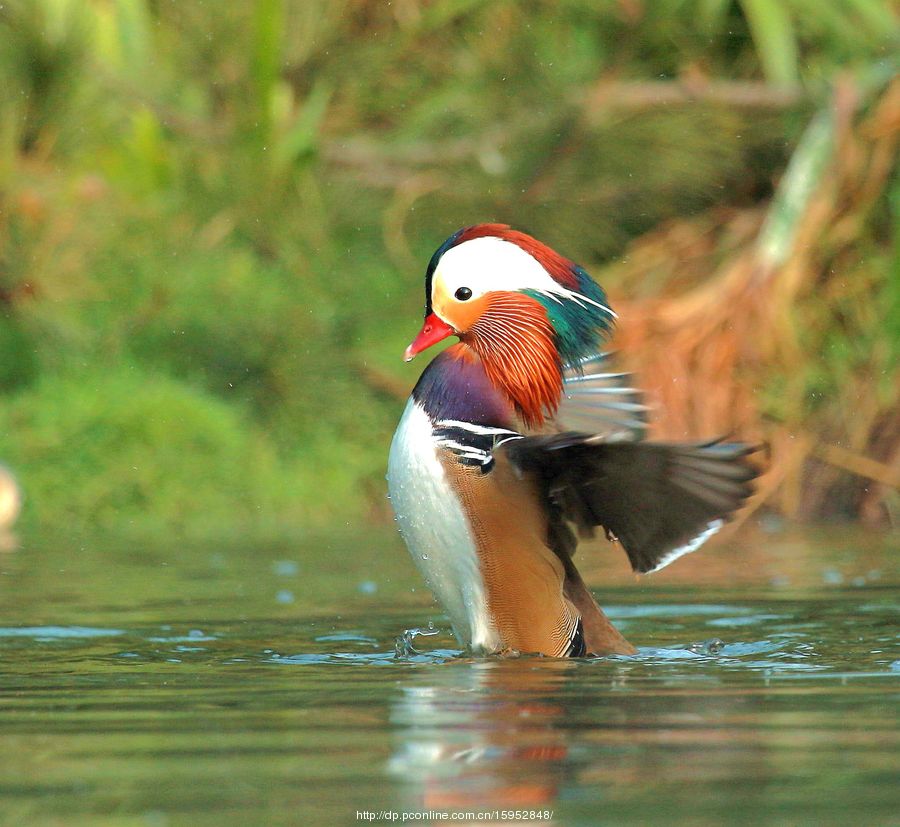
[688,637,726,655]
[394,621,440,657]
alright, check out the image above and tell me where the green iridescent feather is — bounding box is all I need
[524,266,615,369]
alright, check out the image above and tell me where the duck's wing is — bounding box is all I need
[501,433,759,574]
[555,352,648,441]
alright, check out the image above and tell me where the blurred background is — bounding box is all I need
[0,0,897,541]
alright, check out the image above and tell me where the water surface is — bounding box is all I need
[0,526,897,825]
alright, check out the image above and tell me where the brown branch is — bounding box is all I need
[812,442,900,489]
[323,80,808,185]
[580,79,806,119]
[355,362,410,402]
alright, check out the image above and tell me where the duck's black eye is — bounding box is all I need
[454,287,473,301]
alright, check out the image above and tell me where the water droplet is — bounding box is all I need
[272,560,299,576]
[822,568,844,585]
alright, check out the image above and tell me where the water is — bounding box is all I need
[0,526,896,826]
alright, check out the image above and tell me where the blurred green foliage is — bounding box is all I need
[0,0,896,537]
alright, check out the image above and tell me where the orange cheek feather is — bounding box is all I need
[432,284,490,333]
[461,293,563,428]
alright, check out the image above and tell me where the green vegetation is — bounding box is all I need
[0,0,897,538]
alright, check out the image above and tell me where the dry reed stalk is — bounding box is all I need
[610,78,900,525]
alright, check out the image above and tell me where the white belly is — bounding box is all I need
[387,399,500,652]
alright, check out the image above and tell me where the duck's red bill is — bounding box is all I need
[403,313,455,361]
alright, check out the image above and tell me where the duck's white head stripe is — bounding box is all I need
[435,236,614,313]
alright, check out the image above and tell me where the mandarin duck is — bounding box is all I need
[387,224,757,657]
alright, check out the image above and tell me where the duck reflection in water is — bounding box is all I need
[388,658,582,818]
[387,644,788,824]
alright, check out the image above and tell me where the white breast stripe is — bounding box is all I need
[433,421,525,469]
[493,435,524,450]
[433,438,491,463]
[435,419,521,437]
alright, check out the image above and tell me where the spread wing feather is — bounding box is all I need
[556,352,648,440]
[502,434,759,574]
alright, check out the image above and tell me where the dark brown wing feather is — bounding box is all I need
[502,434,760,574]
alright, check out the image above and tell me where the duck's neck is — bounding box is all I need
[412,345,516,428]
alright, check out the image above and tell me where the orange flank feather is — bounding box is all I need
[462,293,562,428]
